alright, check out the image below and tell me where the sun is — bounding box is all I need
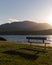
[47,15,52,25]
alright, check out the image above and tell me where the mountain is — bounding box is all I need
[36,29,52,35]
[0,21,52,31]
[0,21,52,34]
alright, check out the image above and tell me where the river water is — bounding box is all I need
[0,35,52,43]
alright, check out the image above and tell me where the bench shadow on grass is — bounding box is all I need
[3,50,39,60]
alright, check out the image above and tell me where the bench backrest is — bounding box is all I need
[26,37,46,40]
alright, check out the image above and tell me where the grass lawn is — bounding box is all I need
[0,42,52,65]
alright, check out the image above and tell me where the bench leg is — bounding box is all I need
[45,43,46,50]
[43,40,44,43]
[28,39,30,43]
[43,40,46,51]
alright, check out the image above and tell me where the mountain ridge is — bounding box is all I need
[0,20,52,31]
[0,20,52,35]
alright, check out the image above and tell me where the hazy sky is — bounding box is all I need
[0,0,52,24]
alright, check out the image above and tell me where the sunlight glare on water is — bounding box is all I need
[46,36,52,44]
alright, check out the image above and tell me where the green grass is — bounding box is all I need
[0,42,52,65]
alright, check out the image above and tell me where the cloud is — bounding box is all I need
[8,18,19,23]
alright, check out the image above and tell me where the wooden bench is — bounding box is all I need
[26,36,47,50]
[26,37,46,43]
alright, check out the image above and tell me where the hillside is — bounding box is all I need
[0,21,52,35]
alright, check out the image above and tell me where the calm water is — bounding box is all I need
[0,35,52,43]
